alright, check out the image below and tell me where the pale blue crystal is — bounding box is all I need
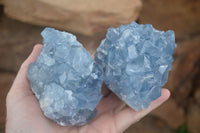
[95,21,176,111]
[27,28,103,126]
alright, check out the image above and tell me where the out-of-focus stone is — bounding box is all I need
[187,105,200,133]
[139,0,200,40]
[165,35,200,102]
[0,5,3,18]
[194,72,200,105]
[125,116,175,133]
[0,15,43,72]
[194,88,200,106]
[0,127,4,133]
[0,73,15,126]
[2,0,142,36]
[151,99,185,129]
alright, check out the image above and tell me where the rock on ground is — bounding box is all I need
[0,15,43,72]
[194,71,200,106]
[187,104,200,133]
[165,35,200,106]
[125,115,175,133]
[194,88,200,106]
[151,99,185,129]
[139,0,200,40]
[2,0,142,36]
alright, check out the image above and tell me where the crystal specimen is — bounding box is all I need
[95,21,176,111]
[27,28,103,126]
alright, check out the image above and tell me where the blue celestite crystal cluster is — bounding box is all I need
[95,22,176,111]
[27,28,103,126]
[28,21,176,126]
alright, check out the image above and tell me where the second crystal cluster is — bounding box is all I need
[95,22,176,111]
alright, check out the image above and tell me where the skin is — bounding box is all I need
[6,44,170,133]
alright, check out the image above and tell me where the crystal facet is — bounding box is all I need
[27,28,103,126]
[95,21,176,111]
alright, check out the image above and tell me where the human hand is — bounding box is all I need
[6,44,170,133]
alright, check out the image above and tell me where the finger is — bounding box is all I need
[10,44,43,93]
[115,88,170,133]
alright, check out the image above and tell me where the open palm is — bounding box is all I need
[6,44,170,133]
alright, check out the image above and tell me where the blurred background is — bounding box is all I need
[0,0,200,133]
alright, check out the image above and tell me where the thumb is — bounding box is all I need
[7,44,43,103]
